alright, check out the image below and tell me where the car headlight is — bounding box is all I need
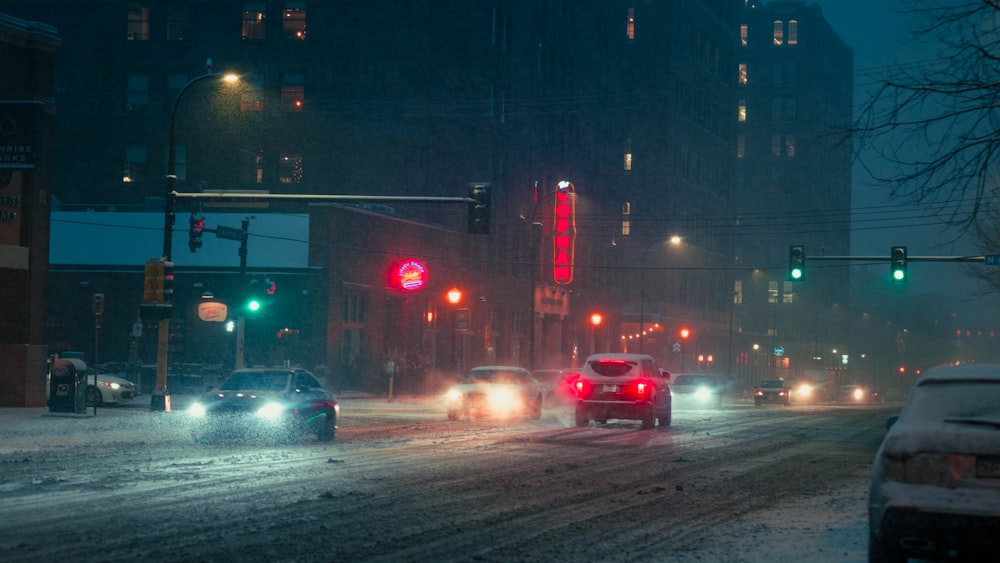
[188,403,207,417]
[256,402,285,420]
[797,384,812,396]
[109,382,121,390]
[694,386,713,401]
[487,388,520,412]
[446,388,462,402]
[853,388,864,400]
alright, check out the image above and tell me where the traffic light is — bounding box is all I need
[789,245,805,281]
[467,184,491,234]
[161,260,175,303]
[891,246,907,282]
[188,213,204,253]
[679,327,691,340]
[245,279,264,313]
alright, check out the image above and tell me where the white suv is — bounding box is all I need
[571,353,672,430]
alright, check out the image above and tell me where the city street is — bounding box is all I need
[0,396,895,562]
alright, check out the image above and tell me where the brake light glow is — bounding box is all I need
[574,378,592,398]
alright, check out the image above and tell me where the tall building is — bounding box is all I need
[2,1,852,392]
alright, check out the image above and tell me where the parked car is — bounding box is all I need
[86,372,138,407]
[869,363,1000,562]
[836,384,871,403]
[571,353,671,430]
[671,373,724,408]
[187,367,339,442]
[445,366,544,421]
[531,368,579,407]
[753,379,791,406]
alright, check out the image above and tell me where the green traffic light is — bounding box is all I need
[892,269,906,281]
[247,299,262,312]
[791,267,803,280]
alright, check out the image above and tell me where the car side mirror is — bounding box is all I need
[886,415,899,430]
[661,370,671,381]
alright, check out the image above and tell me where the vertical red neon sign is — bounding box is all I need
[552,182,576,285]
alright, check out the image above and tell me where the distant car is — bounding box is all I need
[836,384,871,403]
[754,379,790,406]
[187,367,339,442]
[446,366,544,421]
[532,368,579,407]
[671,373,724,408]
[869,363,1000,562]
[86,372,138,407]
[571,353,671,430]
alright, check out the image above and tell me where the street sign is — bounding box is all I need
[986,255,1000,266]
[672,342,682,354]
[774,346,784,357]
[215,225,244,241]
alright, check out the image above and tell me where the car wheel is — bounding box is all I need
[316,416,336,442]
[530,395,543,420]
[658,406,672,427]
[641,406,656,430]
[574,406,589,427]
[87,387,102,408]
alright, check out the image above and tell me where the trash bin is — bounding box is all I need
[48,358,88,414]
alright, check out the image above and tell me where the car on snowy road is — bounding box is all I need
[869,363,1000,562]
[836,384,872,404]
[86,372,138,407]
[445,366,544,420]
[671,373,725,408]
[571,353,671,429]
[187,367,339,442]
[532,368,579,407]
[753,379,790,407]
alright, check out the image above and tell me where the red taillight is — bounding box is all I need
[627,379,654,399]
[778,391,787,397]
[754,390,764,397]
[574,378,592,398]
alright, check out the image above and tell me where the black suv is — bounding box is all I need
[571,353,672,429]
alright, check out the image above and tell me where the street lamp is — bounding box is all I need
[590,313,603,354]
[152,69,239,412]
[638,235,682,353]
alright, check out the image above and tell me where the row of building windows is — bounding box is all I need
[126,1,306,42]
[122,146,302,186]
[739,20,799,47]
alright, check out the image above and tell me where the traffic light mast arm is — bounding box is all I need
[801,255,987,262]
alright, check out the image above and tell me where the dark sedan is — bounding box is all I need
[187,367,339,442]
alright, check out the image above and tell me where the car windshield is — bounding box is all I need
[465,370,524,384]
[759,381,785,388]
[587,360,636,377]
[220,371,290,391]
[674,375,711,386]
[900,380,1000,422]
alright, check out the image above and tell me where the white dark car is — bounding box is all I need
[868,363,1000,562]
[671,373,725,408]
[86,372,138,407]
[187,368,339,442]
[571,353,671,430]
[446,366,544,421]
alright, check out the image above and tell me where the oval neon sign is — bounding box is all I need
[395,259,428,291]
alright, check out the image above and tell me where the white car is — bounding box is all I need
[446,366,543,421]
[868,363,1000,562]
[86,373,138,407]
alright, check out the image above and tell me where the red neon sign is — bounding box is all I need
[394,259,428,291]
[552,183,576,285]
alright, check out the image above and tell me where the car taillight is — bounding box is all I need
[626,379,654,399]
[778,390,787,397]
[754,390,764,397]
[573,378,592,398]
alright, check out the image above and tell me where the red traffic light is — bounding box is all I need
[679,327,691,339]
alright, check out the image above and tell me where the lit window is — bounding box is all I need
[736,134,745,159]
[738,100,747,122]
[733,280,743,305]
[740,24,748,47]
[127,2,150,41]
[283,1,307,40]
[126,74,148,108]
[166,2,190,41]
[786,135,796,157]
[783,281,794,303]
[768,281,778,304]
[773,20,783,45]
[279,153,303,184]
[788,20,798,45]
[623,137,633,171]
[771,135,781,157]
[626,8,635,40]
[621,202,631,236]
[281,73,305,111]
[739,63,748,85]
[240,149,264,185]
[242,1,266,40]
